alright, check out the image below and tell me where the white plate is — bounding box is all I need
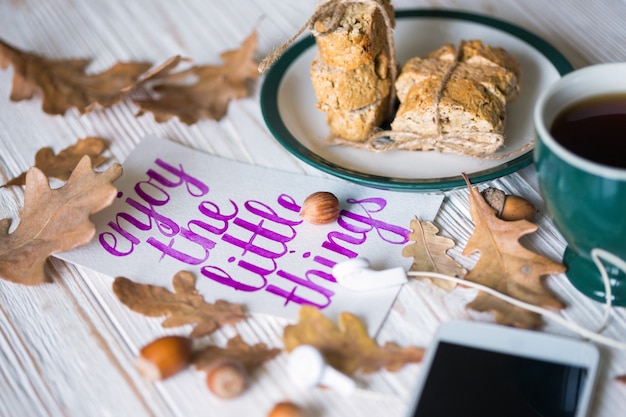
[261,9,572,191]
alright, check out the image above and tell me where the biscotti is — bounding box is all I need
[390,40,521,154]
[313,0,394,70]
[310,56,391,112]
[309,0,395,142]
[425,40,521,101]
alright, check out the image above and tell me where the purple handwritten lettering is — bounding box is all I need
[221,199,299,258]
[277,193,302,213]
[265,269,334,308]
[147,225,214,265]
[97,160,413,314]
[321,231,365,259]
[99,230,136,256]
[201,265,266,292]
[197,200,238,235]
[125,196,180,237]
[99,158,209,256]
[147,159,209,197]
[342,197,410,244]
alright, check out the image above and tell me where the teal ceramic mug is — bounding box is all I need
[534,63,626,305]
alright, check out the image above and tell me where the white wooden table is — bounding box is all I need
[1,1,625,416]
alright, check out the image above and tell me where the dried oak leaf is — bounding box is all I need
[124,55,189,92]
[283,305,424,375]
[462,174,566,329]
[192,335,280,373]
[113,270,246,338]
[3,137,108,187]
[134,31,259,124]
[0,38,151,114]
[403,217,467,290]
[0,156,122,285]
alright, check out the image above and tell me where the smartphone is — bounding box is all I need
[405,321,600,417]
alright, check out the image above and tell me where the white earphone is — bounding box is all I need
[287,345,356,395]
[331,256,626,351]
[331,258,407,291]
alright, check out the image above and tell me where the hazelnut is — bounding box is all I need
[299,191,340,225]
[267,401,306,417]
[136,335,193,380]
[206,359,249,399]
[481,187,536,222]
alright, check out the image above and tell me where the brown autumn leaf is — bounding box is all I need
[0,156,122,285]
[403,217,467,290]
[3,137,108,187]
[462,174,566,329]
[283,305,424,375]
[134,31,259,124]
[192,335,281,373]
[124,55,189,92]
[112,270,246,338]
[0,38,151,114]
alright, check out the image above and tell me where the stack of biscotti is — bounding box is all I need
[391,40,521,154]
[310,0,395,142]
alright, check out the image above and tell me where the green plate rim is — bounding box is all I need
[260,9,574,191]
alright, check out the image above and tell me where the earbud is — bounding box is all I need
[287,345,356,395]
[332,258,407,291]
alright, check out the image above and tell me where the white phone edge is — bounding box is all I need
[405,320,601,417]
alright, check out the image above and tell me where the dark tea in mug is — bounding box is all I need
[550,93,626,169]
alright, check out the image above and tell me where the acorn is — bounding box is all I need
[299,192,340,225]
[136,335,193,381]
[267,401,306,417]
[481,187,536,222]
[206,359,249,399]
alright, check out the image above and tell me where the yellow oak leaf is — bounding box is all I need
[3,137,108,187]
[403,216,467,290]
[192,335,281,373]
[134,31,259,124]
[283,305,423,375]
[0,38,152,114]
[462,174,566,329]
[113,271,246,338]
[0,156,122,285]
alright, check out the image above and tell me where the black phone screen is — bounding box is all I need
[410,341,589,417]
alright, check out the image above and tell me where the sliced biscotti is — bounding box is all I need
[311,60,391,141]
[324,101,389,143]
[310,0,395,142]
[310,56,391,112]
[313,0,394,70]
[392,77,506,153]
[390,40,521,154]
[395,57,517,105]
[428,40,522,101]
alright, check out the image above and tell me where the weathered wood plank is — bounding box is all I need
[1,1,625,416]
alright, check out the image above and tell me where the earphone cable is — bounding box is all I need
[407,249,626,351]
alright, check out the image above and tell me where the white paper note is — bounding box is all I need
[59,136,444,332]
